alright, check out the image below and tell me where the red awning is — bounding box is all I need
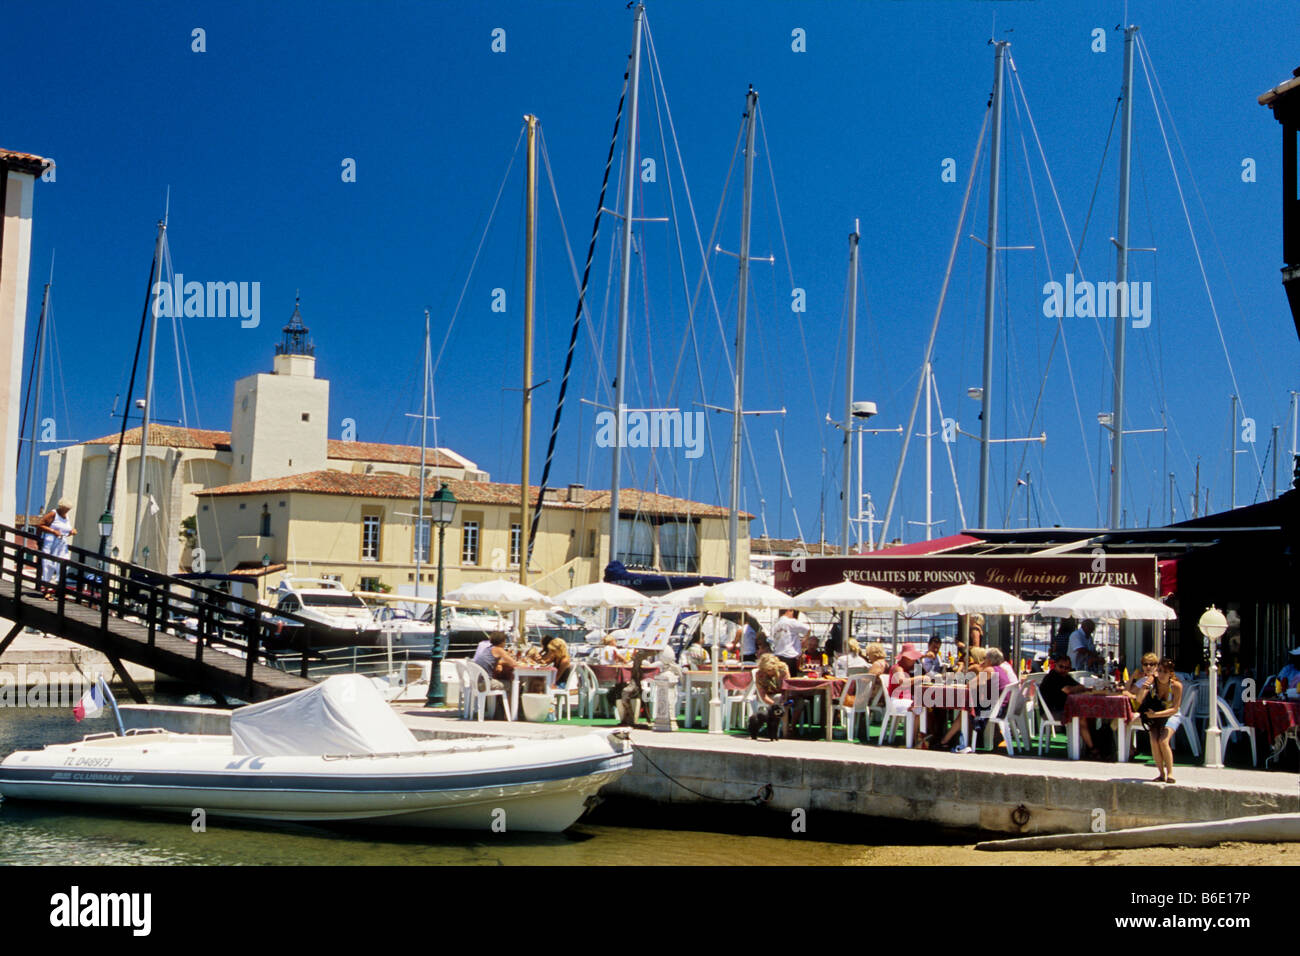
[1158,559,1177,597]
[864,534,981,557]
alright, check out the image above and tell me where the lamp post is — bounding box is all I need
[425,483,457,706]
[1198,604,1228,769]
[97,511,114,560]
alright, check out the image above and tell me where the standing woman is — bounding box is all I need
[1133,657,1183,784]
[35,500,77,600]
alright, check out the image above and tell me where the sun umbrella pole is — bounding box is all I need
[707,611,724,734]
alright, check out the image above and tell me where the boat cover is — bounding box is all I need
[231,674,421,756]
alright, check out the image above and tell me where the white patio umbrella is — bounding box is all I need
[1038,584,1175,662]
[906,583,1032,669]
[1036,585,1175,621]
[654,584,715,606]
[552,581,647,609]
[791,581,906,612]
[443,579,554,611]
[906,582,1032,616]
[687,580,793,735]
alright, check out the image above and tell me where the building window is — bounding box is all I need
[260,505,271,537]
[461,520,480,565]
[413,517,431,564]
[616,517,654,567]
[587,530,597,558]
[361,512,381,561]
[301,413,310,422]
[510,521,521,567]
[658,520,698,572]
[359,576,381,592]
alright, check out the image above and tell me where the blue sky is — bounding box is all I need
[6,0,1298,548]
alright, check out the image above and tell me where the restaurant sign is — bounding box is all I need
[773,554,1159,599]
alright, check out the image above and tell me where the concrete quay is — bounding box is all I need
[0,631,155,684]
[396,708,1300,836]
[113,701,1299,837]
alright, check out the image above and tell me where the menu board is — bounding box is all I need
[623,606,677,651]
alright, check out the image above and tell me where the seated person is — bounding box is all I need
[749,653,791,740]
[612,648,657,727]
[596,634,630,666]
[921,636,945,676]
[863,642,888,677]
[1276,645,1300,696]
[1040,656,1099,757]
[471,632,519,718]
[888,646,922,700]
[681,634,711,670]
[799,633,824,674]
[528,637,571,692]
[832,638,869,677]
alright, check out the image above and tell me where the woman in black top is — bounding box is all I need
[1133,657,1183,783]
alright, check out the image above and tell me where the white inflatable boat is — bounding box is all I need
[0,676,632,833]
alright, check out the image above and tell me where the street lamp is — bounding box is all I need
[97,511,114,555]
[425,483,458,706]
[1198,604,1228,768]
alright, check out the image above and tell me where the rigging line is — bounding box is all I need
[757,109,822,439]
[772,429,805,543]
[1138,40,1282,425]
[880,103,990,543]
[432,124,525,377]
[106,229,163,531]
[643,19,735,385]
[1001,73,1098,522]
[159,240,189,429]
[1006,56,1112,365]
[528,102,625,554]
[1135,36,1262,483]
[17,289,46,479]
[930,372,968,529]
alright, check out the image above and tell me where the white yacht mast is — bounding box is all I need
[841,223,859,549]
[1108,25,1138,528]
[727,86,758,580]
[131,218,167,567]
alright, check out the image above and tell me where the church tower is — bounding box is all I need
[229,294,329,484]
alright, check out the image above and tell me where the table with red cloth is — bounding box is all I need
[589,664,660,684]
[1243,700,1300,766]
[781,677,847,741]
[1064,693,1135,761]
[916,680,974,744]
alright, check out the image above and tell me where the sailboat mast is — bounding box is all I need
[977,40,1009,529]
[521,114,538,585]
[131,218,167,566]
[728,86,759,580]
[416,309,430,598]
[608,4,644,570]
[841,223,859,550]
[925,361,933,536]
[1109,24,1138,529]
[23,281,50,527]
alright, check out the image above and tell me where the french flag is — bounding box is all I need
[73,680,106,721]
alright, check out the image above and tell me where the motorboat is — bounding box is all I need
[0,675,633,832]
[267,578,383,647]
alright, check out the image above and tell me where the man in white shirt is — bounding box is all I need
[771,609,810,675]
[1067,619,1103,672]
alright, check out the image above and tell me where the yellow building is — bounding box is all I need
[43,297,748,594]
[195,477,746,599]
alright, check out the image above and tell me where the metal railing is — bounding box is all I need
[0,523,348,696]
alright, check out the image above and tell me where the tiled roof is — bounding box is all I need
[750,536,841,556]
[326,440,459,469]
[80,427,463,468]
[0,148,52,175]
[85,425,232,451]
[197,471,744,518]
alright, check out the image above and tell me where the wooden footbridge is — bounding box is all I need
[0,524,346,704]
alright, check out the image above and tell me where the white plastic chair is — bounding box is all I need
[1215,697,1258,766]
[834,675,880,743]
[980,682,1031,756]
[551,665,580,721]
[577,663,608,719]
[1025,682,1065,754]
[1166,682,1200,757]
[462,660,511,722]
[878,685,919,748]
[722,680,756,732]
[451,660,473,719]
